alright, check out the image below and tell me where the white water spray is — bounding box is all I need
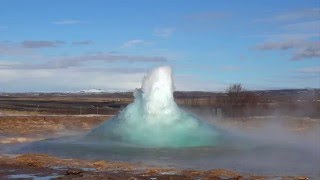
[87,66,220,147]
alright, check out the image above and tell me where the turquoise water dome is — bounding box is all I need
[86,66,220,147]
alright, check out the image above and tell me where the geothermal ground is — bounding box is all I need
[0,88,319,179]
[0,113,319,179]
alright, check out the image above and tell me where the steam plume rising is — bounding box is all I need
[86,66,219,147]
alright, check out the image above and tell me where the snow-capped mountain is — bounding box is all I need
[79,89,106,93]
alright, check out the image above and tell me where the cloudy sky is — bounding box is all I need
[0,0,319,92]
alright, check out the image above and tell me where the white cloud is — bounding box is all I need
[0,50,167,92]
[72,41,93,45]
[0,40,66,56]
[221,66,241,71]
[52,19,85,25]
[254,8,320,23]
[284,20,320,32]
[253,8,319,41]
[122,39,151,48]
[292,46,320,60]
[153,27,176,37]
[255,39,320,60]
[0,53,167,70]
[0,68,145,92]
[0,66,227,92]
[296,67,320,73]
[275,8,320,21]
[0,41,34,56]
[242,33,319,41]
[0,61,22,67]
[21,40,65,48]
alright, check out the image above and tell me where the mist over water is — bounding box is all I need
[86,66,220,147]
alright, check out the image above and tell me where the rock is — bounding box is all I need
[66,169,83,175]
[128,177,138,180]
[205,169,243,180]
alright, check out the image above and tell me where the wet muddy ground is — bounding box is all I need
[0,153,310,180]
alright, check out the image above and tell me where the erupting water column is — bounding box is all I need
[86,66,220,147]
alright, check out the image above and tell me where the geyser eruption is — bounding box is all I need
[86,66,220,147]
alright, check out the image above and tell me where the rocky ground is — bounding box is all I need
[0,114,317,179]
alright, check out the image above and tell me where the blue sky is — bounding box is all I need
[0,0,319,92]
